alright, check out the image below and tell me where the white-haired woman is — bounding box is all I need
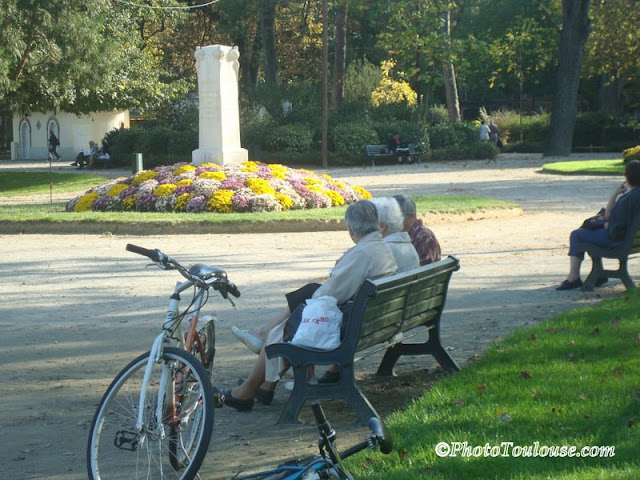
[371,196,419,272]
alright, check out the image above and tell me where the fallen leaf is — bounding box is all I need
[476,385,487,393]
[579,393,588,402]
[551,407,562,415]
[455,397,465,406]
[520,370,532,380]
[590,327,600,335]
[398,449,409,459]
[627,417,637,428]
[499,413,513,422]
[529,334,537,341]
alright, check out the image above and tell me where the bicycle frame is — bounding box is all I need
[136,276,207,438]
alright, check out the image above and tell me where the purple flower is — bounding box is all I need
[186,195,207,213]
[119,186,139,199]
[173,184,193,196]
[231,192,252,212]
[136,193,158,212]
[220,176,246,189]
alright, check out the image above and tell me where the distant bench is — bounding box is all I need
[580,216,640,291]
[365,144,423,167]
[266,256,460,424]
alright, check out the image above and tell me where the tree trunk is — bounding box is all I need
[598,74,626,114]
[544,0,591,157]
[440,9,461,122]
[333,1,348,110]
[259,0,279,87]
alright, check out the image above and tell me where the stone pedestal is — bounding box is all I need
[192,45,248,166]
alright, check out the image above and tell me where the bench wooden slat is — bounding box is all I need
[265,255,460,424]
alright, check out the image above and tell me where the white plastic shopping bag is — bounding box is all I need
[291,296,343,350]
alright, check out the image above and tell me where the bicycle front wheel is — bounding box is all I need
[87,347,215,480]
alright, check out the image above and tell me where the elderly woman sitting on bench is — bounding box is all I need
[223,199,398,411]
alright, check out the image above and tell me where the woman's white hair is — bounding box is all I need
[370,197,404,233]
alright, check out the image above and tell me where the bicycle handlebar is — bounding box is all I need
[125,244,240,298]
[126,243,165,264]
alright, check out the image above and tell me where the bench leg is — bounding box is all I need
[377,333,460,376]
[277,364,378,425]
[618,258,636,290]
[581,256,604,292]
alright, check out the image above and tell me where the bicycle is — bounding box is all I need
[233,401,393,479]
[87,244,240,480]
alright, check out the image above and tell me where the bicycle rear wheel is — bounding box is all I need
[87,347,214,480]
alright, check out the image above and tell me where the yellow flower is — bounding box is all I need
[174,193,193,212]
[304,177,322,185]
[269,164,288,179]
[173,165,197,176]
[199,171,227,181]
[122,196,137,211]
[325,190,345,206]
[176,179,193,186]
[276,193,294,210]
[74,192,100,212]
[153,184,177,197]
[241,161,260,172]
[207,189,234,213]
[106,184,128,197]
[353,185,372,199]
[247,178,276,196]
[307,185,324,194]
[330,181,346,189]
[199,163,221,169]
[131,171,158,185]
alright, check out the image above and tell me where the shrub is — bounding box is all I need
[330,121,378,161]
[137,127,176,155]
[501,141,545,153]
[623,145,640,163]
[103,127,140,165]
[262,123,314,152]
[167,128,198,155]
[428,123,464,149]
[426,142,498,161]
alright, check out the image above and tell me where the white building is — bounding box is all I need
[11,110,130,160]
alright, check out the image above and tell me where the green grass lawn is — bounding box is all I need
[0,172,519,226]
[347,290,640,480]
[0,171,106,195]
[542,159,625,176]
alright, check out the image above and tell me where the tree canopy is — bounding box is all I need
[1,0,637,124]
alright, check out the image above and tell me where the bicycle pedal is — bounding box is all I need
[214,392,225,408]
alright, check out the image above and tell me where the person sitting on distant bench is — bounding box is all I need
[389,132,412,164]
[71,141,99,169]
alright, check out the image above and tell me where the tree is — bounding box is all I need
[0,0,189,115]
[545,0,591,157]
[440,5,461,121]
[259,0,279,86]
[333,0,349,110]
[583,0,640,113]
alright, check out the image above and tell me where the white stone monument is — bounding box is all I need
[192,45,248,165]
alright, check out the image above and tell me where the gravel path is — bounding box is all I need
[0,153,634,479]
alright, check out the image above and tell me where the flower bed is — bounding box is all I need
[66,161,372,213]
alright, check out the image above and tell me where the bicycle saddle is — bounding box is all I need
[189,263,227,280]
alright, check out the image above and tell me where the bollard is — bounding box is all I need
[132,153,143,174]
